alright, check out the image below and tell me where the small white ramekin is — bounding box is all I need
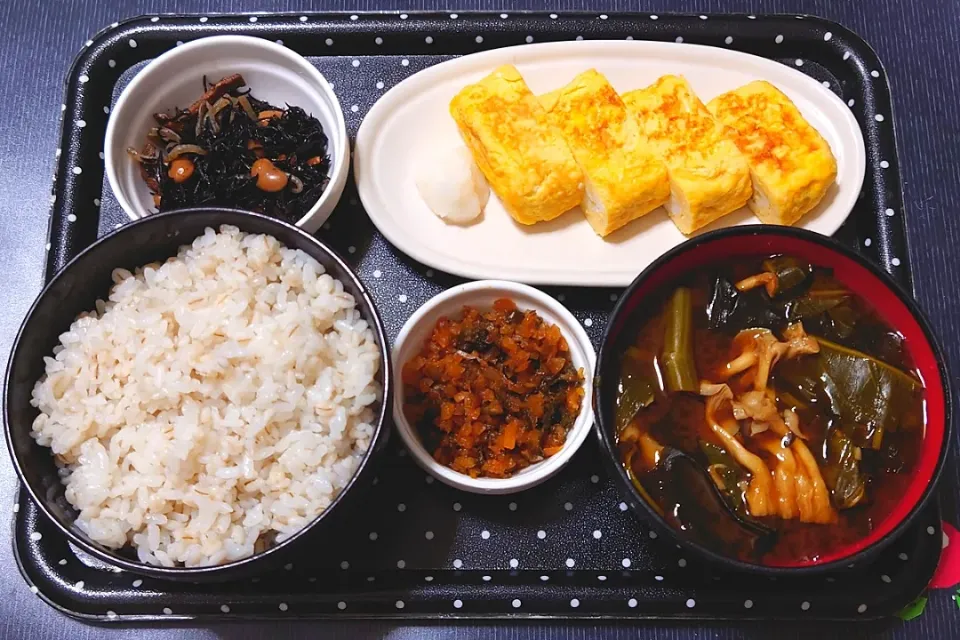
[392,280,596,495]
[104,35,348,233]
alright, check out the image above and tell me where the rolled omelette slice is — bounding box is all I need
[539,69,670,237]
[622,75,753,235]
[707,80,838,226]
[449,64,583,225]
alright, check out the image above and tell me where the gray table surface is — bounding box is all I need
[2,0,958,638]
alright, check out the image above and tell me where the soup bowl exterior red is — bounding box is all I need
[594,225,952,575]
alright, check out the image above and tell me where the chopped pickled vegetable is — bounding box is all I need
[402,298,584,479]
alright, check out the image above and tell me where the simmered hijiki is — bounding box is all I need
[402,299,584,478]
[128,74,331,224]
[616,255,924,565]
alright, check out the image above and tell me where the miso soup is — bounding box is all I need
[616,255,925,566]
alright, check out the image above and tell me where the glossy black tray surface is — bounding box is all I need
[15,11,939,622]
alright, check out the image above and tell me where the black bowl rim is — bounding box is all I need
[3,207,393,578]
[593,223,954,576]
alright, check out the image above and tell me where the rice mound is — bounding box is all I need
[30,225,381,567]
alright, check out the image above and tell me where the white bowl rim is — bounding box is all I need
[391,279,597,494]
[103,34,348,228]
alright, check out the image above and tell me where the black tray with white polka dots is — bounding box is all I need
[17,12,940,622]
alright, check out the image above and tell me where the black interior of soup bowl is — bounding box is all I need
[4,208,391,581]
[593,225,951,576]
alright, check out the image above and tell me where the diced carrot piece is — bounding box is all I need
[526,394,545,419]
[454,455,476,469]
[546,357,566,375]
[566,386,584,413]
[502,420,518,450]
[440,402,455,421]
[481,456,513,477]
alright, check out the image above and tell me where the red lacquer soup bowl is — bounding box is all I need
[594,225,952,575]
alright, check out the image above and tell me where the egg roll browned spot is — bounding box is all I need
[707,80,837,226]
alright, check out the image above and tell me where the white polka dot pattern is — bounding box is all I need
[32,11,927,622]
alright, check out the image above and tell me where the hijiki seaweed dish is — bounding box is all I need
[128,74,331,224]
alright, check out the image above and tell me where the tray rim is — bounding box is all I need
[18,9,932,624]
[12,510,940,624]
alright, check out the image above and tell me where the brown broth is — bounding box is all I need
[616,255,925,566]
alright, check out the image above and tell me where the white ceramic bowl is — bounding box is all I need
[104,35,348,233]
[392,280,596,495]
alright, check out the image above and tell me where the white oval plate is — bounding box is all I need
[355,41,866,287]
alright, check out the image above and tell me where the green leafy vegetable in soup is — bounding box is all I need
[615,349,657,431]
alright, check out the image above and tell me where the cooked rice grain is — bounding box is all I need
[30,226,380,567]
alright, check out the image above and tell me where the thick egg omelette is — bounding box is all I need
[539,69,670,237]
[449,64,584,225]
[708,80,838,226]
[622,75,753,235]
